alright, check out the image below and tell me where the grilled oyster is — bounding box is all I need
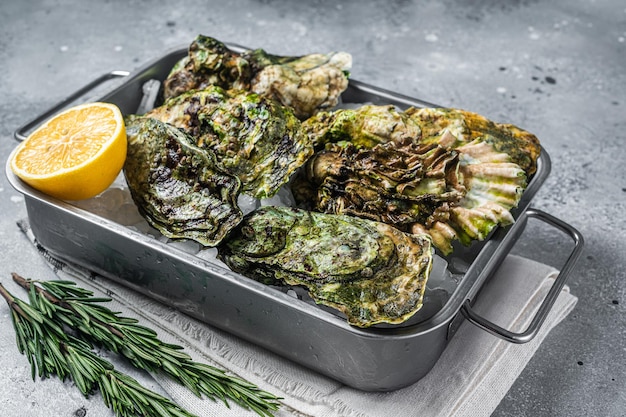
[163,35,352,120]
[293,105,539,254]
[146,86,313,199]
[218,206,433,327]
[123,116,242,246]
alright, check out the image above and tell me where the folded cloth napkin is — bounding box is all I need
[11,220,577,417]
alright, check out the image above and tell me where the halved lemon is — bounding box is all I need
[10,102,127,201]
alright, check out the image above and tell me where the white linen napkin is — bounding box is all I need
[13,219,577,417]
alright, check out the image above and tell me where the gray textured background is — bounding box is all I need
[0,1,624,416]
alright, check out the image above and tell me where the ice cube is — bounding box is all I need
[427,255,458,294]
[196,247,229,268]
[237,194,260,215]
[167,239,201,255]
[259,185,296,207]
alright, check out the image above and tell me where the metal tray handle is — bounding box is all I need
[461,208,584,344]
[13,70,130,142]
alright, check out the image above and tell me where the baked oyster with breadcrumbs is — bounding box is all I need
[293,105,541,254]
[163,34,352,120]
[218,206,433,327]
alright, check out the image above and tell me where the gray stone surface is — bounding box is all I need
[0,1,624,416]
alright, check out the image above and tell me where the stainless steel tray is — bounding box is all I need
[8,45,584,391]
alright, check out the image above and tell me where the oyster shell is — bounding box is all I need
[163,35,252,98]
[145,86,313,199]
[123,116,243,246]
[250,50,352,120]
[405,107,541,176]
[218,206,433,327]
[303,104,422,148]
[293,105,539,254]
[163,35,352,120]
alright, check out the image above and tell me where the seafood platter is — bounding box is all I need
[7,36,583,391]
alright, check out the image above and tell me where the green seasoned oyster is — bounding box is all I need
[123,116,242,246]
[293,105,540,254]
[218,206,434,327]
[146,86,313,199]
[163,34,352,120]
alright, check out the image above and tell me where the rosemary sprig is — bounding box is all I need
[0,282,196,417]
[12,273,281,417]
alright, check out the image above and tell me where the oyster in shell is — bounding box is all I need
[405,107,541,176]
[218,206,433,327]
[293,105,540,254]
[163,35,352,120]
[163,35,252,98]
[123,116,243,246]
[146,86,313,199]
[302,104,422,149]
[250,50,352,120]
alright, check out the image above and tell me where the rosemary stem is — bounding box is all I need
[9,273,282,416]
[1,281,199,417]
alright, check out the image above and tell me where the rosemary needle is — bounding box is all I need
[12,273,281,417]
[0,282,197,417]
